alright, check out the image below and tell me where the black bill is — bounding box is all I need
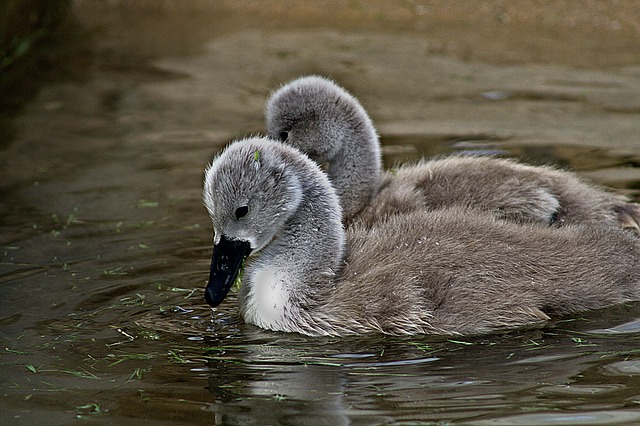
[205,235,252,307]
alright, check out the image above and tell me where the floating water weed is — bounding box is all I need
[106,352,155,367]
[103,266,127,276]
[126,367,151,382]
[75,402,105,417]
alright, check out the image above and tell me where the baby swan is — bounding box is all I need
[203,137,640,337]
[266,76,640,231]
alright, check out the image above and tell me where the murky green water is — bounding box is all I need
[2,3,640,425]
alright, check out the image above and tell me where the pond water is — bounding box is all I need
[2,2,640,424]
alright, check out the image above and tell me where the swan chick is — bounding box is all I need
[203,136,640,336]
[266,75,640,232]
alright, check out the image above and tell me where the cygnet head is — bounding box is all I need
[266,75,378,165]
[203,138,304,251]
[202,137,345,311]
[266,75,381,219]
[203,138,305,306]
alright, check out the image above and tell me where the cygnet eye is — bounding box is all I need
[235,205,249,220]
[279,131,289,142]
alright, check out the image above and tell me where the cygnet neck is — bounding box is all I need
[238,146,346,332]
[327,111,382,219]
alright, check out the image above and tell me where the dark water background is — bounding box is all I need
[2,2,640,424]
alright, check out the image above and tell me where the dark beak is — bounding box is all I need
[205,235,252,307]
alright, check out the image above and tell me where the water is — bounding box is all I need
[2,2,640,424]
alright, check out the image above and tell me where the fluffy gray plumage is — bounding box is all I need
[266,75,640,232]
[203,137,640,337]
[266,75,381,219]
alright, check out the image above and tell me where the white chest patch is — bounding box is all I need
[245,266,290,330]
